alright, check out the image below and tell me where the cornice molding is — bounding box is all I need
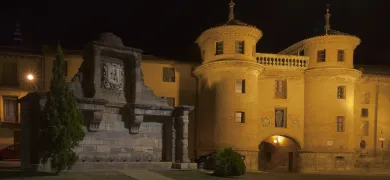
[194,60,265,79]
[260,69,305,80]
[279,35,361,55]
[196,26,262,46]
[305,68,362,81]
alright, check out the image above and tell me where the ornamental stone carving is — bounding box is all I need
[291,119,300,128]
[102,61,124,91]
[261,117,270,127]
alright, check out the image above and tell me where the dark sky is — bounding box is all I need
[0,0,389,65]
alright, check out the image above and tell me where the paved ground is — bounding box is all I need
[154,170,390,180]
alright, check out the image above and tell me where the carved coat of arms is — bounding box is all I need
[102,62,124,90]
[261,117,270,127]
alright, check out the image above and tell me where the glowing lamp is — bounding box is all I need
[27,74,34,81]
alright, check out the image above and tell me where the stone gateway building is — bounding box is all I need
[0,1,389,173]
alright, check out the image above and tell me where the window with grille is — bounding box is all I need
[216,41,224,55]
[361,108,369,117]
[235,111,245,123]
[361,92,370,104]
[275,80,287,99]
[236,41,245,54]
[3,96,18,123]
[163,67,175,82]
[235,79,245,93]
[2,62,18,86]
[275,108,287,128]
[337,86,346,99]
[362,121,369,136]
[337,49,345,62]
[337,116,345,132]
[317,49,326,62]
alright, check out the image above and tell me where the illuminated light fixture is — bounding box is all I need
[277,136,282,143]
[27,74,34,81]
[273,139,278,144]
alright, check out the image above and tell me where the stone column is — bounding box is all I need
[174,106,194,163]
[172,117,176,163]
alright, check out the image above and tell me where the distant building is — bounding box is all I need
[1,1,390,172]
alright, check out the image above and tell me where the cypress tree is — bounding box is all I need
[38,43,85,174]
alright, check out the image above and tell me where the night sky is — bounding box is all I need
[0,0,389,65]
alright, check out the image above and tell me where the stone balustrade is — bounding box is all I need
[255,53,309,69]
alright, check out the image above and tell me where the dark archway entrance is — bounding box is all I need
[258,135,301,173]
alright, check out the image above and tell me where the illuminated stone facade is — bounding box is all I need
[0,1,390,173]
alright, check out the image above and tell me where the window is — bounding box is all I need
[235,41,245,54]
[317,49,326,62]
[337,86,346,99]
[166,97,175,107]
[216,41,224,55]
[2,62,18,86]
[53,60,68,76]
[252,45,256,57]
[337,49,345,62]
[336,116,345,132]
[362,121,369,136]
[3,96,18,123]
[202,50,206,60]
[275,80,287,99]
[163,67,175,82]
[235,79,245,93]
[361,92,370,104]
[361,108,369,117]
[235,111,245,123]
[299,49,305,56]
[275,108,287,128]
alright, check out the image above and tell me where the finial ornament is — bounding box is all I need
[324,4,331,35]
[228,0,235,21]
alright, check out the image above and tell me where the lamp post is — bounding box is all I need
[26,73,36,91]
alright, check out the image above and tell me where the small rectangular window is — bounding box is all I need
[216,41,224,55]
[235,111,245,123]
[299,49,305,56]
[337,116,345,132]
[275,80,287,99]
[235,79,245,93]
[2,62,18,86]
[163,67,175,82]
[3,96,18,123]
[337,86,346,99]
[337,50,345,62]
[317,49,326,62]
[363,121,369,136]
[275,108,287,128]
[361,108,369,117]
[202,50,206,60]
[361,92,370,104]
[235,41,245,54]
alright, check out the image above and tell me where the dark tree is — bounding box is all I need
[38,43,85,174]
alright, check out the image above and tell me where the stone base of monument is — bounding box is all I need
[172,163,197,170]
[25,162,174,172]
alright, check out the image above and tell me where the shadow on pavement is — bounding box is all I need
[0,169,57,179]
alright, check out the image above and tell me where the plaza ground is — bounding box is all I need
[2,164,390,180]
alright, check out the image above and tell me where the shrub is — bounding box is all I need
[213,147,246,177]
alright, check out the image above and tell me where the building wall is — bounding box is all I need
[0,52,40,147]
[355,75,390,158]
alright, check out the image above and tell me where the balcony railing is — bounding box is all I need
[255,53,309,69]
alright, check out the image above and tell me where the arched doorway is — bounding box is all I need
[258,135,301,173]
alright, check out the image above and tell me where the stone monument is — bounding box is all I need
[19,33,196,171]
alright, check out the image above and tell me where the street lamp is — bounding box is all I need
[26,74,34,81]
[26,73,36,91]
